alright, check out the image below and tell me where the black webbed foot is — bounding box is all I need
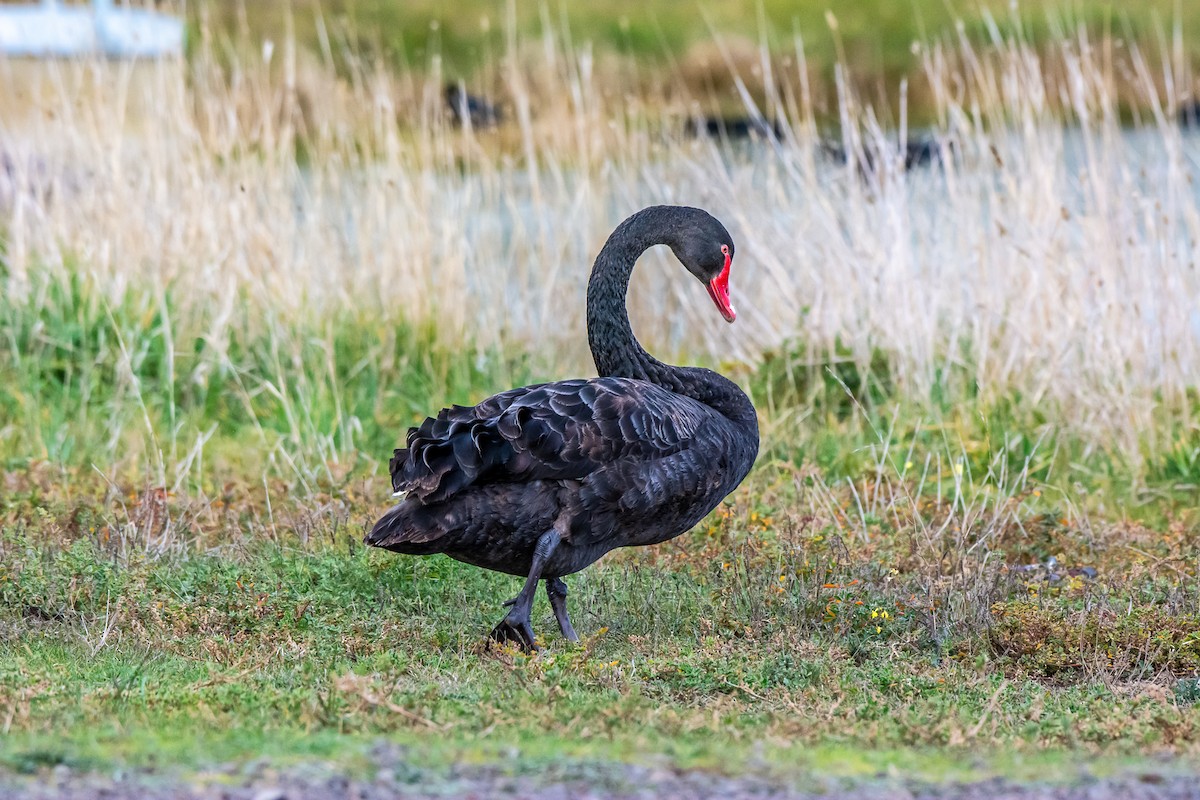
[490,611,538,652]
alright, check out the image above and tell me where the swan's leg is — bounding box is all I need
[545,578,579,642]
[490,529,560,652]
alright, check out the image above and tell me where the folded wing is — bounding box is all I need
[390,377,711,505]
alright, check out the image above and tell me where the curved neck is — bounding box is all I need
[585,208,757,431]
[587,208,670,383]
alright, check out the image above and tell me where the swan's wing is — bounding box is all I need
[388,377,713,505]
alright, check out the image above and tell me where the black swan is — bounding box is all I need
[684,115,784,141]
[445,83,503,128]
[820,135,954,174]
[1182,101,1200,129]
[366,206,759,651]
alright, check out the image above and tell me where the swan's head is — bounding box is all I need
[667,208,738,323]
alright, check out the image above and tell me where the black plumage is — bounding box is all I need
[684,115,785,141]
[820,135,954,174]
[366,206,759,650]
[1181,101,1200,129]
[444,83,502,128]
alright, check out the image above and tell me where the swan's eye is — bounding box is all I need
[720,244,730,257]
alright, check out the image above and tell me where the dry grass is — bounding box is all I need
[0,12,1197,481]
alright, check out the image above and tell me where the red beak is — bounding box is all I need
[706,252,736,323]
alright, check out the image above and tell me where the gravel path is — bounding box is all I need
[4,752,1199,800]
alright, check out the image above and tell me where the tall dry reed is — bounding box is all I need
[0,7,1197,472]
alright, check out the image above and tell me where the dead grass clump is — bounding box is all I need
[990,601,1200,680]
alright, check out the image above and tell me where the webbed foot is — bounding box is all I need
[490,610,538,652]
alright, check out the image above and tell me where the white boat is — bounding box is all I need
[0,0,184,58]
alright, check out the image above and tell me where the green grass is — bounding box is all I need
[0,266,537,481]
[211,0,1200,81]
[3,486,1200,776]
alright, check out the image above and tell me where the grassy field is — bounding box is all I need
[1,4,1200,790]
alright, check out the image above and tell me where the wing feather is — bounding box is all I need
[388,377,713,504]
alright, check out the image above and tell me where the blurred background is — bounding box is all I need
[197,0,1200,114]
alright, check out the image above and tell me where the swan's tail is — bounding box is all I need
[364,501,446,554]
